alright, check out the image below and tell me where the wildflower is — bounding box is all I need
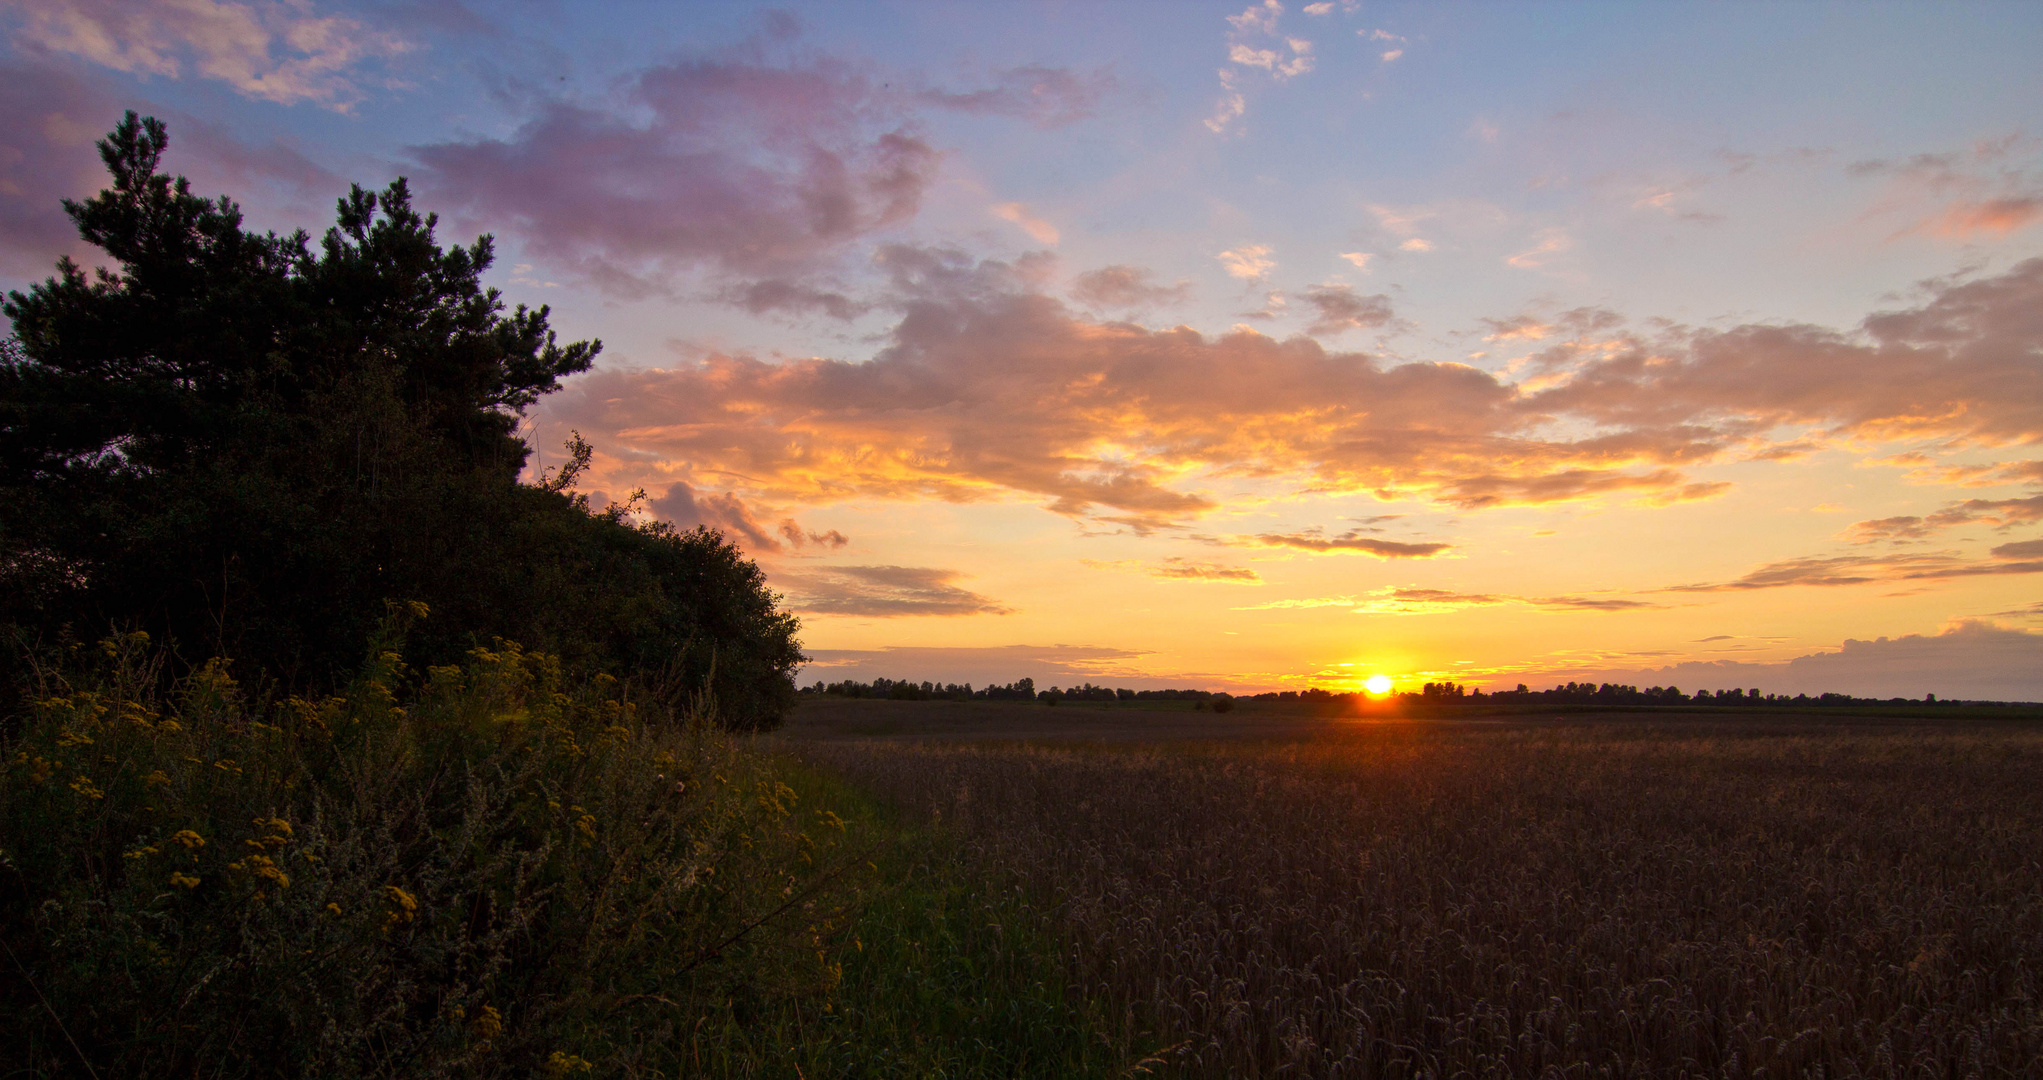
[383,885,418,929]
[543,1051,593,1077]
[56,727,93,747]
[325,903,343,917]
[144,770,170,786]
[123,845,159,860]
[157,719,183,734]
[212,759,242,775]
[169,872,200,889]
[469,1004,503,1043]
[171,830,205,850]
[240,854,290,888]
[69,776,105,800]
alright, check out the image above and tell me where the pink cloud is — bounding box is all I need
[8,0,408,110]
[538,257,2043,529]
[411,50,941,297]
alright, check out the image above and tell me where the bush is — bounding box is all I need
[0,610,860,1077]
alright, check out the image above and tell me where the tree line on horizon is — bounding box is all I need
[805,676,1988,708]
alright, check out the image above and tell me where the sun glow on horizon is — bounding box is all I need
[1364,674,1394,695]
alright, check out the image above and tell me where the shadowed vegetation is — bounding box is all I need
[800,709,2043,1077]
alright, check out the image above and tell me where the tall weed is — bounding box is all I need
[1,611,859,1077]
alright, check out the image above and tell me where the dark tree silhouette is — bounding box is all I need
[1,114,801,728]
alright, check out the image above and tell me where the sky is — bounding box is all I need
[3,0,2042,700]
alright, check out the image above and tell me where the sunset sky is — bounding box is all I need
[4,1,2042,699]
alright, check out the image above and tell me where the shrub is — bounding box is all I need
[0,609,859,1077]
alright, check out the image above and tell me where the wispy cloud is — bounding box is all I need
[1301,284,1393,336]
[1149,558,1262,583]
[1068,264,1192,309]
[780,565,1012,617]
[1237,587,1658,614]
[992,201,1059,245]
[1207,0,1313,133]
[1841,495,2043,543]
[1240,531,1451,557]
[1216,244,1276,280]
[8,0,409,110]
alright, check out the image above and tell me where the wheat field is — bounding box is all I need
[795,714,2043,1078]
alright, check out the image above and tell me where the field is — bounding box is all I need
[779,699,2043,1078]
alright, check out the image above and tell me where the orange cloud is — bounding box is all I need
[1920,197,2042,238]
[540,255,2043,530]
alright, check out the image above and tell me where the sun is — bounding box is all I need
[1363,674,1394,695]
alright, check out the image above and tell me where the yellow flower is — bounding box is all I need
[69,776,105,800]
[123,845,160,860]
[383,885,418,929]
[469,1004,503,1043]
[325,903,343,917]
[171,830,205,850]
[169,872,200,889]
[543,1051,593,1077]
[144,770,170,786]
[157,719,182,734]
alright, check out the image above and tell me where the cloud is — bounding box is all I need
[1150,558,1261,583]
[777,520,849,550]
[914,65,1115,128]
[1301,284,1393,336]
[799,642,1153,686]
[1338,251,1373,270]
[1992,538,2043,559]
[539,256,2043,531]
[1841,495,2043,543]
[1208,0,1312,133]
[1482,315,1552,342]
[1068,264,1192,309]
[1216,244,1275,279]
[778,564,1011,617]
[1912,197,2043,239]
[1849,138,2043,242]
[0,61,114,273]
[0,66,342,274]
[1242,531,1451,557]
[1522,258,2043,455]
[1532,622,2043,701]
[1665,547,2043,593]
[410,46,942,297]
[649,482,785,552]
[1238,587,1658,613]
[1505,227,1572,269]
[720,277,868,321]
[1398,238,1433,252]
[7,0,408,110]
[991,201,1058,244]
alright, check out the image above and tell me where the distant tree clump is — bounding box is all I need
[0,114,801,728]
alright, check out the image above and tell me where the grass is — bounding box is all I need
[797,705,2043,1078]
[689,757,1136,1078]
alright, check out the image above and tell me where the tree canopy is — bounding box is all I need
[1,113,802,728]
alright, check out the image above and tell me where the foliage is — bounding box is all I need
[812,718,2043,1078]
[0,613,851,1077]
[0,113,800,728]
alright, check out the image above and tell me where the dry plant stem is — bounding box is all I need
[3,936,103,1080]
